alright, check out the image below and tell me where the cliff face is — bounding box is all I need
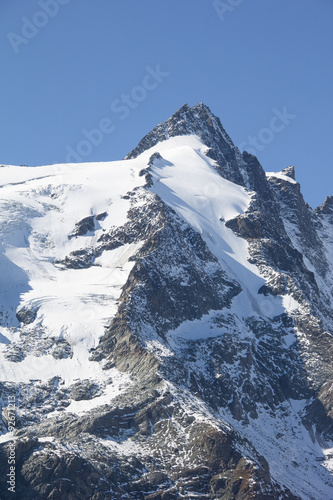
[0,104,332,499]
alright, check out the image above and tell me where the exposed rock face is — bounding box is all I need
[316,195,333,216]
[68,215,96,238]
[0,104,333,499]
[16,306,37,325]
[127,103,249,189]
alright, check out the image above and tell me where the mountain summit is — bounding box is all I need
[0,104,333,499]
[127,103,273,198]
[126,103,236,162]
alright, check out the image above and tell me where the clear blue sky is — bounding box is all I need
[1,0,332,208]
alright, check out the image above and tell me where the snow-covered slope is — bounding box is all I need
[0,160,145,383]
[0,104,333,499]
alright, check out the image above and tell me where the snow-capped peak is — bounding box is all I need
[0,104,333,499]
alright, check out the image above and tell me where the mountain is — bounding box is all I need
[0,103,333,499]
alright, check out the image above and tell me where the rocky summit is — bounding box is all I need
[0,103,333,499]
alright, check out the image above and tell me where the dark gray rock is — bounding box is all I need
[315,195,333,215]
[96,211,107,221]
[69,215,95,238]
[16,306,37,325]
[281,165,296,179]
[68,380,101,401]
